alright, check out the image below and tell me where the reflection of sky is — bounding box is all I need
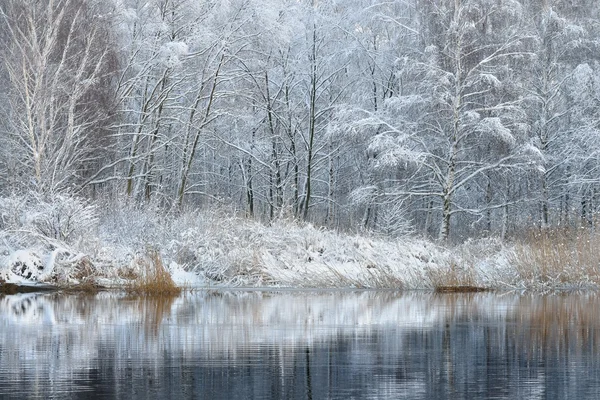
[1,291,600,399]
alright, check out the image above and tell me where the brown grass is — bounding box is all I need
[70,256,96,281]
[513,226,600,287]
[61,279,102,294]
[362,264,405,289]
[127,249,181,296]
[426,260,478,290]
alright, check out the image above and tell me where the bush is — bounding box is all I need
[0,191,98,246]
[30,192,98,243]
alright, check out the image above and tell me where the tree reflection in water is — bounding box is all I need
[0,291,599,399]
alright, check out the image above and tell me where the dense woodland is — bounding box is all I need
[1,0,600,242]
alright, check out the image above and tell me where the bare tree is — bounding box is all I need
[0,0,116,194]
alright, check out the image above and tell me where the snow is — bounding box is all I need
[0,205,443,289]
[0,195,595,292]
[168,261,206,287]
[477,117,515,146]
[5,250,44,281]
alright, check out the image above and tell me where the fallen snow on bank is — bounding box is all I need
[162,216,514,289]
[0,204,541,290]
[168,261,206,287]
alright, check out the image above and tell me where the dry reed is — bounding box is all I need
[425,260,479,290]
[512,226,600,288]
[127,249,181,296]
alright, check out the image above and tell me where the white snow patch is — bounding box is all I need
[168,261,205,288]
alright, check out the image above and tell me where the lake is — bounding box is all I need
[1,290,599,399]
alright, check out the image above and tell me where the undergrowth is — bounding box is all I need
[511,226,600,288]
[127,250,181,296]
[425,260,478,290]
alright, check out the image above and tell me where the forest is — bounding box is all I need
[1,0,600,245]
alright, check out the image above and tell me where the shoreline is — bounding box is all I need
[3,282,598,296]
[1,206,599,293]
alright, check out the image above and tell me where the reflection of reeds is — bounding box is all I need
[426,292,600,382]
[127,250,181,296]
[130,295,178,335]
[508,294,600,358]
[512,227,600,287]
[434,285,487,293]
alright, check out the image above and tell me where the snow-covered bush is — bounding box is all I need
[0,192,97,246]
[96,200,165,249]
[29,192,98,243]
[0,194,28,231]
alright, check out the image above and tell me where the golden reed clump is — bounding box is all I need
[127,249,181,296]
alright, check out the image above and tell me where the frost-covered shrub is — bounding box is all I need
[29,192,98,243]
[0,194,28,231]
[96,200,165,248]
[375,201,413,238]
[0,192,98,245]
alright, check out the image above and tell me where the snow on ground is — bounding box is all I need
[0,196,591,291]
[168,261,206,287]
[0,206,468,289]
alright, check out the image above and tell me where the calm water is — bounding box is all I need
[1,290,600,399]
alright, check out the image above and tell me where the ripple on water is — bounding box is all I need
[0,290,600,399]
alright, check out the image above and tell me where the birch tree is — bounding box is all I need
[0,0,116,194]
[343,0,533,240]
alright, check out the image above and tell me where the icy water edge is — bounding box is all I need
[1,290,599,399]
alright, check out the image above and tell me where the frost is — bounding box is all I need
[376,201,413,238]
[349,186,378,205]
[424,45,438,55]
[463,110,481,124]
[368,134,424,168]
[521,142,546,163]
[476,117,515,146]
[383,95,424,112]
[498,0,523,18]
[160,41,189,68]
[513,122,529,136]
[569,63,594,98]
[31,194,98,243]
[565,23,585,37]
[327,107,379,139]
[479,73,502,88]
[119,7,138,23]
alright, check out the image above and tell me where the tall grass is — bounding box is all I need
[292,263,405,289]
[512,226,600,288]
[127,250,181,296]
[425,260,480,291]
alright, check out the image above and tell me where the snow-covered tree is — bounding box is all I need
[0,0,117,194]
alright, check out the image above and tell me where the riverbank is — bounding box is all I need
[0,196,598,292]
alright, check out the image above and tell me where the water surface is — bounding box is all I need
[1,290,599,399]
